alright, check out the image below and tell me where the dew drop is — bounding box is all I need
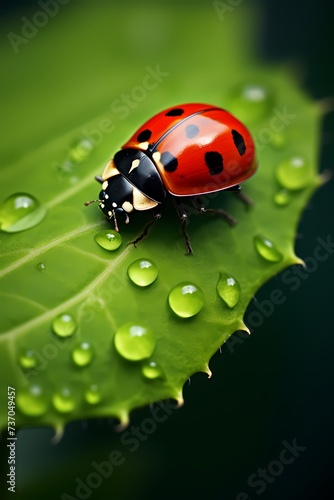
[36,262,46,271]
[270,132,286,149]
[52,313,77,338]
[254,235,283,262]
[19,349,38,369]
[274,189,291,206]
[114,323,156,361]
[0,193,47,233]
[94,229,122,251]
[69,137,94,163]
[127,258,158,287]
[72,342,94,367]
[217,272,241,308]
[85,384,102,405]
[168,282,205,318]
[275,156,313,190]
[52,387,76,413]
[142,360,164,380]
[230,84,274,121]
[17,385,47,417]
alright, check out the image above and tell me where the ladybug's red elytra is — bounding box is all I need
[85,103,257,253]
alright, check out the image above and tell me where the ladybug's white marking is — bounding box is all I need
[128,158,140,174]
[100,203,105,209]
[112,202,117,208]
[108,211,112,217]
[104,194,109,199]
[102,181,109,190]
[122,201,134,213]
[102,160,119,181]
[138,141,149,150]
[132,187,158,211]
[152,151,161,163]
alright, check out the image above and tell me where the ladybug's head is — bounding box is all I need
[85,169,160,232]
[85,149,165,232]
[84,173,134,232]
[98,174,135,232]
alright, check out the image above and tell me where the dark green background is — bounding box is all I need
[1,0,334,499]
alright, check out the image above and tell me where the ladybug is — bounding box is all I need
[85,103,257,253]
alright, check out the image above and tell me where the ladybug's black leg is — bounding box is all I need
[128,208,162,248]
[226,185,253,206]
[192,196,237,226]
[173,198,193,255]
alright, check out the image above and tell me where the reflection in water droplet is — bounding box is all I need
[72,342,94,367]
[168,282,205,318]
[127,258,158,287]
[94,229,122,251]
[0,193,47,233]
[19,349,38,369]
[217,273,241,308]
[52,314,77,338]
[254,235,283,262]
[52,387,75,413]
[85,384,102,405]
[17,385,47,416]
[114,323,156,361]
[275,156,312,190]
[230,84,273,122]
[274,189,291,206]
[36,262,46,271]
[69,137,94,163]
[142,360,164,380]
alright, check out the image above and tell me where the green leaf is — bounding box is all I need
[0,2,324,435]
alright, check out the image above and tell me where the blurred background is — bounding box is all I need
[1,0,334,498]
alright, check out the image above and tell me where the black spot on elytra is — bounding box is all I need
[137,129,152,142]
[160,151,178,172]
[231,129,246,156]
[165,108,184,117]
[204,151,224,176]
[185,124,200,138]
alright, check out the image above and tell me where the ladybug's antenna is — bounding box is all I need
[84,199,102,206]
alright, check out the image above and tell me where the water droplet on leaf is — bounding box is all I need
[114,323,156,361]
[19,349,38,369]
[275,156,312,190]
[217,272,241,308]
[270,132,286,149]
[52,387,75,413]
[127,258,158,286]
[85,384,102,405]
[17,385,47,417]
[0,193,47,233]
[36,262,46,271]
[142,361,164,379]
[274,189,291,206]
[69,137,94,163]
[52,313,77,338]
[168,282,205,318]
[72,342,94,367]
[94,229,122,251]
[254,235,283,262]
[230,84,273,122]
